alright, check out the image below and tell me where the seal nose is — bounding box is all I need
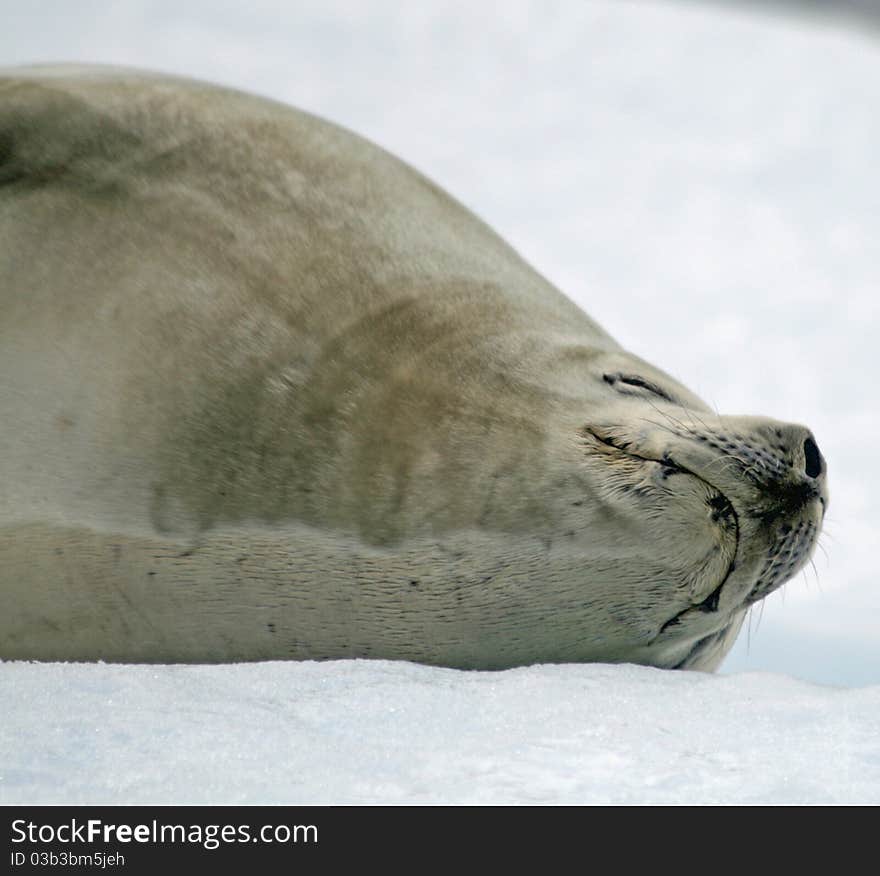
[702,417,828,521]
[803,435,823,480]
[766,425,827,518]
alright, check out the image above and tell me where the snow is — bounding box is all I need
[2,0,880,804]
[2,661,878,804]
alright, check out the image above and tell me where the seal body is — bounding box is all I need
[0,66,827,669]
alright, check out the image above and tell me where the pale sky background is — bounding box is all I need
[2,0,878,686]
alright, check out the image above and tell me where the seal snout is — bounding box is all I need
[688,418,828,607]
[752,425,827,522]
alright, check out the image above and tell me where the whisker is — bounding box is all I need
[642,398,697,437]
[677,404,718,436]
[808,556,821,591]
[699,454,745,476]
[817,525,837,542]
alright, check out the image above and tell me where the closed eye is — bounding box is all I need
[603,373,675,403]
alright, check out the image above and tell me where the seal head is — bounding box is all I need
[574,351,827,668]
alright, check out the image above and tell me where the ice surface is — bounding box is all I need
[2,660,878,804]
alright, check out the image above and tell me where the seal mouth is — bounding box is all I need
[580,426,741,629]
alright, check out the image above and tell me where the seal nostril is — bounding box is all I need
[803,436,823,479]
